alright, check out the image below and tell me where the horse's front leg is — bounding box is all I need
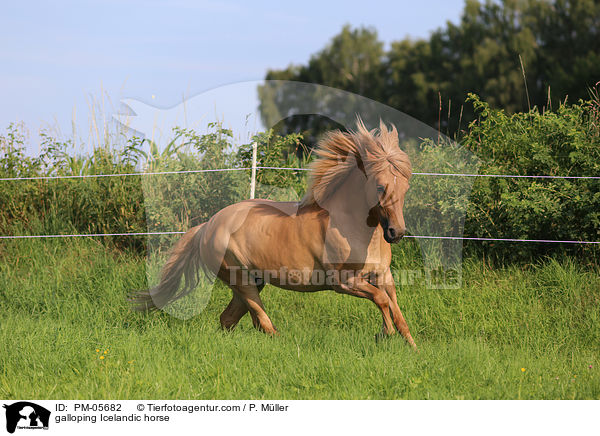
[335,276,397,336]
[380,268,417,349]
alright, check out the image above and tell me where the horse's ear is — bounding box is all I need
[388,124,399,142]
[378,120,399,145]
[3,405,6,408]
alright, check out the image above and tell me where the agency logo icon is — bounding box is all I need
[2,402,50,434]
[113,80,478,321]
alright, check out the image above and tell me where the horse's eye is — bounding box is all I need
[376,185,385,194]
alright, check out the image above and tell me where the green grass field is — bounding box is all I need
[1,238,599,399]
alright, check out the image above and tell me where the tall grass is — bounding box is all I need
[0,238,598,399]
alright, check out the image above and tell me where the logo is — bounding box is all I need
[3,402,50,434]
[113,80,478,320]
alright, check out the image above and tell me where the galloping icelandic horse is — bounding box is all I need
[132,120,416,348]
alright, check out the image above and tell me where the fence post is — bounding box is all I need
[250,141,257,199]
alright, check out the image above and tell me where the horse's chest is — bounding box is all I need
[322,225,388,270]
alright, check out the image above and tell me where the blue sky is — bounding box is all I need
[1,0,464,154]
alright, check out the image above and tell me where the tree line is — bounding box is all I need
[262,0,600,139]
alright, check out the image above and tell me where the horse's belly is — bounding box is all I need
[251,266,381,292]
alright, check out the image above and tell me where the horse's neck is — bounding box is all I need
[322,168,375,235]
[319,168,383,266]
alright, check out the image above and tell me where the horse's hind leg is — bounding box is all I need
[234,284,277,335]
[220,293,248,330]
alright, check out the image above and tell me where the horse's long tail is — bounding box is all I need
[130,223,206,311]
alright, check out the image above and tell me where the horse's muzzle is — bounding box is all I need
[383,225,404,243]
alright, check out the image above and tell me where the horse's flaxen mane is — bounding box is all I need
[300,119,412,207]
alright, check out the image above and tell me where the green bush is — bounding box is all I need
[0,124,146,251]
[461,94,600,260]
[0,123,307,253]
[1,95,599,262]
[237,129,308,200]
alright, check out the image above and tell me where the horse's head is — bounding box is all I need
[368,168,410,243]
[363,121,412,244]
[301,119,411,244]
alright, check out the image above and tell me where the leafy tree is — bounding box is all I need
[262,0,600,140]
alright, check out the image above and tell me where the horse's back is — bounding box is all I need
[200,199,327,275]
